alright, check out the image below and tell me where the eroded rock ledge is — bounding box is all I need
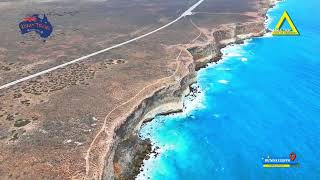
[106,1,276,179]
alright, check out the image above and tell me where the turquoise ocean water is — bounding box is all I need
[137,0,320,179]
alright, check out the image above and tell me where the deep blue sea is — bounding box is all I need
[137,0,320,179]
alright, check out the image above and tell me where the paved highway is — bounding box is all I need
[0,0,204,90]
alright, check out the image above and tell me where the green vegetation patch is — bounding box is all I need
[14,119,31,127]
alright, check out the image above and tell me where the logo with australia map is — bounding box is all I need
[19,14,53,39]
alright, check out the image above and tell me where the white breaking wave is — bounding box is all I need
[218,80,229,84]
[241,57,248,62]
[263,32,273,38]
[216,67,231,71]
[182,85,205,115]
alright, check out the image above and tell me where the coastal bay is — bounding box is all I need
[0,0,277,179]
[138,0,320,179]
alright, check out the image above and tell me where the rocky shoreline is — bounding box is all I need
[103,0,278,179]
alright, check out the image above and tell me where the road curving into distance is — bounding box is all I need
[0,0,204,91]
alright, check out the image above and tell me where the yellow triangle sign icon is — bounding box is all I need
[272,11,299,36]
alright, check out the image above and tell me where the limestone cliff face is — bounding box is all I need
[111,78,196,179]
[187,43,220,70]
[189,21,266,72]
[102,10,271,179]
[107,68,196,180]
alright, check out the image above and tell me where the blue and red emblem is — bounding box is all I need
[19,14,53,38]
